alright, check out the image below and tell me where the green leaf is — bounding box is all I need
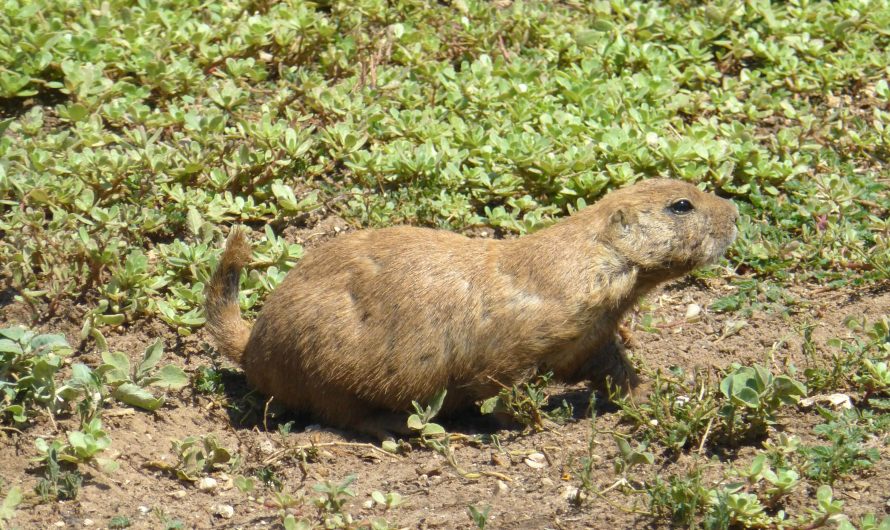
[479,396,501,415]
[186,206,203,237]
[234,475,255,493]
[29,333,70,353]
[0,327,26,342]
[371,491,386,505]
[427,389,447,416]
[615,435,632,459]
[97,314,126,326]
[591,19,614,32]
[34,437,49,454]
[0,486,22,520]
[733,387,761,408]
[137,340,164,380]
[0,339,22,354]
[0,118,14,136]
[101,351,131,384]
[628,451,654,467]
[68,363,95,387]
[5,405,25,423]
[112,382,165,411]
[406,414,424,431]
[67,430,87,450]
[421,422,446,436]
[149,364,188,390]
[816,484,834,510]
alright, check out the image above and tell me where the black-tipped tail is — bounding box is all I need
[204,228,252,363]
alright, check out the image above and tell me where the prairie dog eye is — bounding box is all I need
[669,199,694,214]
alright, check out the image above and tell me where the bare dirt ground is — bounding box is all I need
[1,227,888,529]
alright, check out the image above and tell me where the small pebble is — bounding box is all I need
[524,452,546,469]
[169,490,187,499]
[198,477,218,492]
[259,440,276,455]
[83,519,94,527]
[138,506,150,515]
[561,485,584,502]
[214,504,234,519]
[541,477,555,487]
[494,480,509,496]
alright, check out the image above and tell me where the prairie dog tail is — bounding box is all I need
[205,228,252,364]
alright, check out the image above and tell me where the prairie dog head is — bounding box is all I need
[595,179,739,278]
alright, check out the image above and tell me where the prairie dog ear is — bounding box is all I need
[609,208,637,231]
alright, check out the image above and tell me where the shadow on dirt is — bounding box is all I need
[214,371,611,443]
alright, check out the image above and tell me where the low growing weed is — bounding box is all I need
[718,364,807,444]
[799,408,881,485]
[467,504,491,530]
[616,369,719,453]
[618,363,806,452]
[0,326,72,424]
[34,443,83,501]
[479,371,573,432]
[0,483,22,529]
[34,418,119,474]
[805,315,890,407]
[156,434,235,482]
[644,459,880,529]
[1,0,889,525]
[96,340,188,411]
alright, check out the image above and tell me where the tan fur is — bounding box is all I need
[204,179,738,437]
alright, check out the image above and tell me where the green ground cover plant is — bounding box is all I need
[0,326,72,424]
[1,0,888,528]
[2,0,887,333]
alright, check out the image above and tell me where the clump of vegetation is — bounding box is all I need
[616,369,719,453]
[718,364,807,443]
[96,340,188,411]
[467,504,492,530]
[0,483,22,529]
[805,316,890,407]
[1,0,887,341]
[645,453,879,529]
[34,443,83,501]
[618,364,807,452]
[0,326,72,424]
[312,475,358,528]
[193,366,225,396]
[154,434,235,482]
[34,418,119,475]
[799,408,881,485]
[479,371,573,432]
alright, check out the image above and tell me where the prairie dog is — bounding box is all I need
[205,179,738,437]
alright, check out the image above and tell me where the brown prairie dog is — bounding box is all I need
[205,179,739,438]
